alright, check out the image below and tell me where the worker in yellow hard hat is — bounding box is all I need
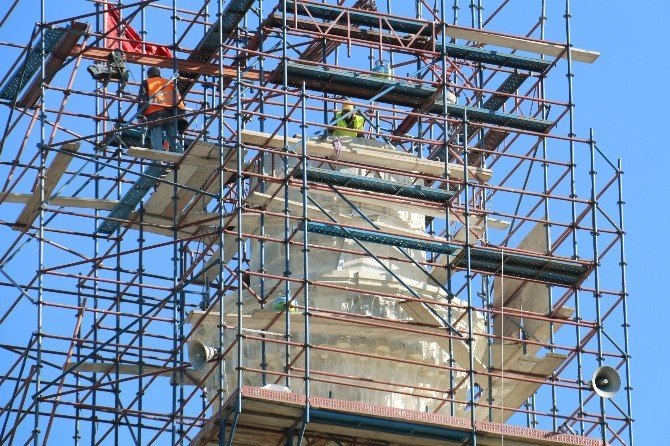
[328,100,365,138]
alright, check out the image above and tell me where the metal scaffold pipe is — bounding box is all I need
[0,1,632,445]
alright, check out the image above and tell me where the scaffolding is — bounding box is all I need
[0,1,633,445]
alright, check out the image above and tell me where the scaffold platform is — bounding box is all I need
[0,27,68,102]
[296,166,455,203]
[97,163,168,234]
[190,387,603,446]
[281,62,554,133]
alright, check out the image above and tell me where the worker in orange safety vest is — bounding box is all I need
[137,66,185,153]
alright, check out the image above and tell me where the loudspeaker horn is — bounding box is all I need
[590,366,621,399]
[188,340,217,370]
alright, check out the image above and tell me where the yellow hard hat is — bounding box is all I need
[341,101,354,112]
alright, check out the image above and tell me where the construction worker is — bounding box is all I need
[137,66,185,153]
[328,101,365,138]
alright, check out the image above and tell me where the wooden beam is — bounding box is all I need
[64,361,205,386]
[1,193,117,210]
[18,22,88,108]
[126,145,240,168]
[444,25,599,64]
[493,223,568,343]
[13,142,80,230]
[241,130,492,182]
[142,164,201,215]
[163,163,241,220]
[129,145,245,218]
[452,215,511,243]
[474,353,567,422]
[489,305,574,370]
[169,165,225,218]
[399,300,445,327]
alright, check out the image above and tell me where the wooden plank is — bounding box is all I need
[128,146,246,218]
[13,142,80,230]
[205,433,282,446]
[490,305,573,371]
[453,215,511,242]
[167,166,219,218]
[187,140,237,159]
[1,193,117,210]
[18,22,88,108]
[126,146,187,164]
[276,3,598,63]
[274,6,598,64]
[474,353,567,422]
[502,353,566,406]
[399,301,444,327]
[299,183,447,218]
[236,412,295,430]
[126,146,232,168]
[127,142,241,163]
[299,421,456,446]
[493,223,568,343]
[241,130,492,182]
[64,361,205,386]
[143,164,201,215]
[196,161,252,213]
[240,399,304,419]
[225,412,457,446]
[162,157,245,220]
[444,25,600,64]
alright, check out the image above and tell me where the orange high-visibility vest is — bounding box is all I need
[145,77,184,115]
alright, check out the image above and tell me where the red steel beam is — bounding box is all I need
[69,44,264,82]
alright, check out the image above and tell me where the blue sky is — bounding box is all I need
[571,1,668,443]
[0,0,664,444]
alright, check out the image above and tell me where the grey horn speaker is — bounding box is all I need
[188,340,217,371]
[590,366,621,399]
